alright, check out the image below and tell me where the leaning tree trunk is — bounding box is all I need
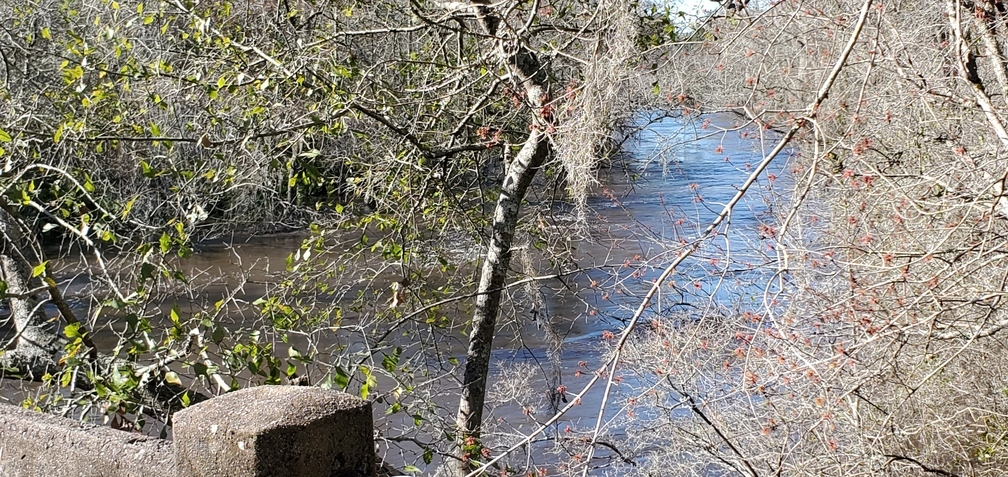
[0,204,62,379]
[454,8,553,474]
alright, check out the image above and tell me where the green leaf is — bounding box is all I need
[0,128,11,142]
[382,348,401,373]
[30,261,47,278]
[63,322,81,339]
[159,232,171,253]
[121,196,136,219]
[140,262,156,281]
[403,465,421,473]
[164,371,182,386]
[333,366,349,390]
[382,355,396,373]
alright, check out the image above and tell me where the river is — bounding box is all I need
[448,113,791,474]
[0,113,791,474]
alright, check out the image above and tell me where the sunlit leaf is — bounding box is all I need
[164,371,182,386]
[121,196,136,219]
[31,261,47,278]
[159,232,171,253]
[63,323,80,339]
[170,304,181,325]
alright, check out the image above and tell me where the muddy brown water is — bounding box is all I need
[0,114,791,473]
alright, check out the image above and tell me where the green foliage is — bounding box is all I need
[0,0,651,470]
[636,2,680,48]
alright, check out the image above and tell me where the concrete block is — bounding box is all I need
[0,404,174,477]
[172,385,375,477]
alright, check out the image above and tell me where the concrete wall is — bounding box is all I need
[0,403,175,477]
[0,386,375,477]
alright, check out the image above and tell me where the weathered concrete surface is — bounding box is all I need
[173,385,375,477]
[0,403,175,477]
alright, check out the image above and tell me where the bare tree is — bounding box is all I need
[577,0,1008,475]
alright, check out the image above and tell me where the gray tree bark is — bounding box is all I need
[0,204,61,379]
[0,202,204,413]
[454,8,553,473]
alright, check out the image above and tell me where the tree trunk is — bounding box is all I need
[0,202,206,412]
[0,205,61,379]
[455,9,553,473]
